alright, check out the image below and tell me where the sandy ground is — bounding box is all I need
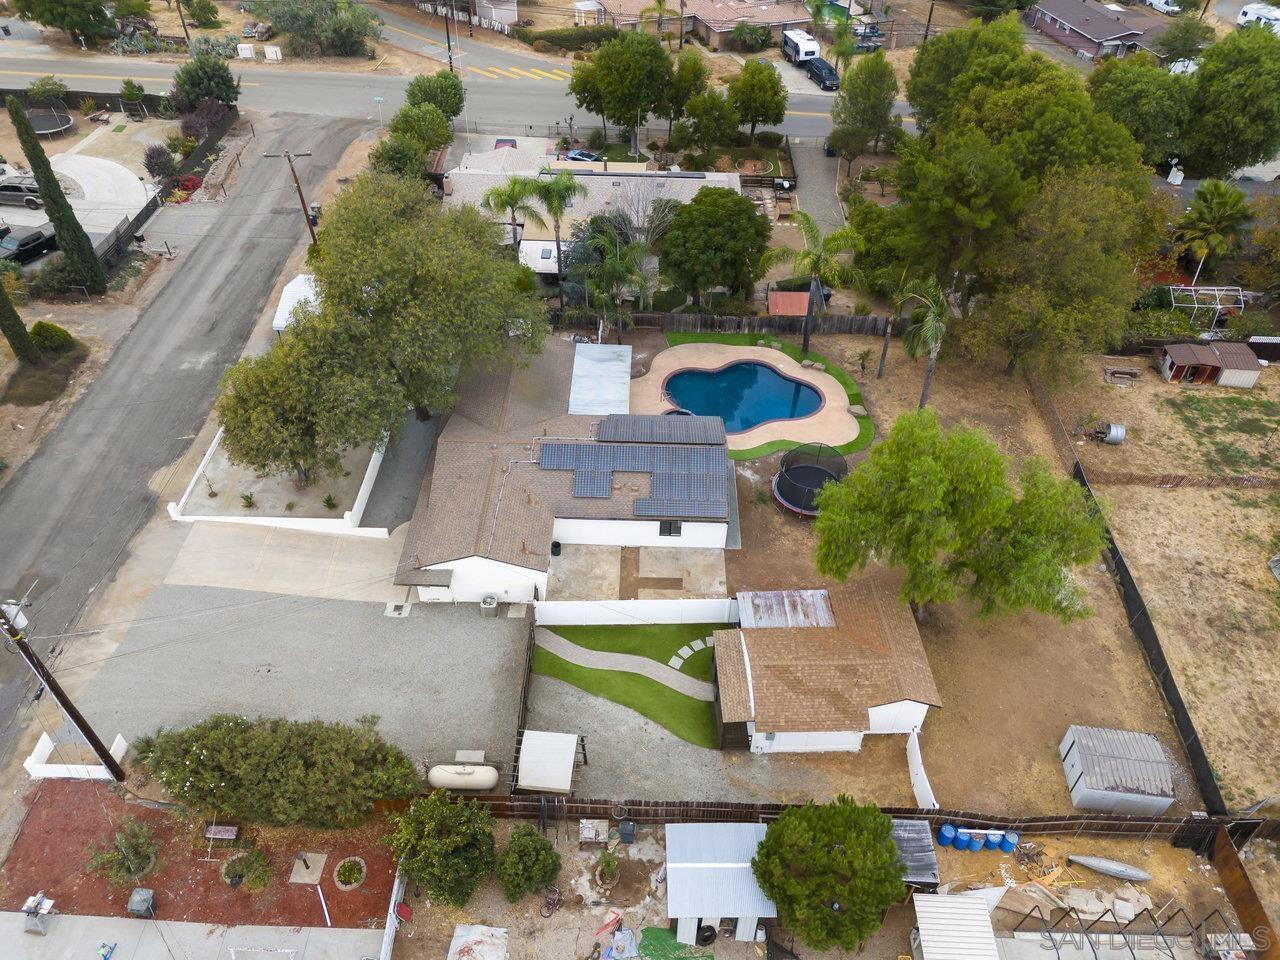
[0,112,93,169]
[724,333,1202,815]
[1242,839,1280,931]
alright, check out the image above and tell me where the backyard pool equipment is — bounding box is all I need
[664,361,821,433]
[772,443,849,517]
[25,99,75,137]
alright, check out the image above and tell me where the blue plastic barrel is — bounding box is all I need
[967,835,983,852]
[953,829,970,849]
[936,824,956,847]
[1000,831,1019,853]
[983,832,1000,850]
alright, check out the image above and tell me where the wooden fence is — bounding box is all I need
[549,309,891,337]
[1213,825,1280,960]
[1085,470,1280,489]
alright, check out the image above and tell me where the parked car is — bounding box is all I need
[806,57,840,90]
[0,174,42,210]
[564,149,602,162]
[0,224,57,264]
[781,28,820,64]
[1143,0,1179,14]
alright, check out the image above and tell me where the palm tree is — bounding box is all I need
[829,18,857,77]
[805,0,829,39]
[531,169,588,310]
[760,211,863,355]
[896,276,949,410]
[1177,179,1253,285]
[641,0,674,45]
[480,176,545,248]
[583,227,647,342]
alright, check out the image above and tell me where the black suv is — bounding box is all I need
[806,57,839,91]
[0,224,57,264]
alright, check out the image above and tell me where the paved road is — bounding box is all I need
[0,112,363,752]
[0,51,838,135]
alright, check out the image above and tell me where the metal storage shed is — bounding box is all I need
[1059,725,1174,815]
[893,819,940,888]
[665,822,777,945]
[911,894,1000,960]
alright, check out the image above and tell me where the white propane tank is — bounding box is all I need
[427,764,500,791]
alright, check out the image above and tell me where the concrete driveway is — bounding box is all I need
[0,154,153,240]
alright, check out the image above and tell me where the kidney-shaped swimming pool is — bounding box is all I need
[665,361,822,433]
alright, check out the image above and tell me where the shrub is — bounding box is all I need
[514,24,617,50]
[134,714,422,827]
[497,825,561,901]
[120,78,147,103]
[225,848,273,892]
[178,173,203,192]
[597,848,619,881]
[405,71,465,120]
[0,260,28,306]
[144,143,178,179]
[369,134,427,178]
[30,254,88,299]
[180,96,230,141]
[166,132,198,157]
[254,0,381,57]
[173,54,240,106]
[79,97,98,115]
[336,859,365,885]
[29,321,74,353]
[165,188,191,204]
[586,128,607,151]
[531,39,558,54]
[1225,309,1276,340]
[646,139,660,151]
[183,0,222,27]
[87,817,159,886]
[1124,308,1201,340]
[386,790,495,907]
[27,75,68,103]
[755,130,784,148]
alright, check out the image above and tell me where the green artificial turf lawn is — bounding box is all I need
[532,647,719,748]
[664,332,875,458]
[549,623,729,682]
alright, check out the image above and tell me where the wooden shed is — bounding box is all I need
[1158,342,1221,384]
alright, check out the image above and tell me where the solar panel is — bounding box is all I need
[596,414,726,445]
[572,470,613,498]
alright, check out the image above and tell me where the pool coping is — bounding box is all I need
[659,357,829,435]
[630,343,861,453]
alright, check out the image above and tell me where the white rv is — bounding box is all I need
[1238,2,1280,32]
[781,29,820,64]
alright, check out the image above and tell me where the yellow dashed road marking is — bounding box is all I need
[785,110,830,117]
[0,68,259,86]
[550,69,574,79]
[506,67,543,80]
[528,68,564,80]
[487,66,523,79]
[382,24,446,48]
[468,66,500,78]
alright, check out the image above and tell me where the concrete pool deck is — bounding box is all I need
[629,342,861,452]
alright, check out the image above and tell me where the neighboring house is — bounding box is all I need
[713,583,940,753]
[1027,0,1172,59]
[396,338,736,603]
[665,822,776,946]
[598,0,821,46]
[1158,341,1263,389]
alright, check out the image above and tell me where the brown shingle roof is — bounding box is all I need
[1032,0,1167,42]
[715,581,940,733]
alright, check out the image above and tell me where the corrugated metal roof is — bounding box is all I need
[516,730,578,793]
[738,589,836,628]
[597,414,726,445]
[768,290,811,317]
[568,343,632,415]
[1066,725,1174,799]
[665,823,777,920]
[893,819,940,886]
[913,894,1000,960]
[1211,341,1262,371]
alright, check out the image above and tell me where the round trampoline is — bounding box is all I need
[772,443,849,517]
[26,99,76,138]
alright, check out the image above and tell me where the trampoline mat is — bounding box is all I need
[774,463,839,514]
[28,111,75,135]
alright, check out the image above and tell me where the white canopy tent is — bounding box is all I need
[516,730,580,794]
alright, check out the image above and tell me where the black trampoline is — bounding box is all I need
[27,100,76,138]
[772,442,849,517]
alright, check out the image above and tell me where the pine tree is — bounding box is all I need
[0,275,40,365]
[6,96,107,295]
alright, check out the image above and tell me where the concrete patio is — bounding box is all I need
[546,544,727,600]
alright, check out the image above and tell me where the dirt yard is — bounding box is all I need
[1242,839,1280,929]
[0,779,395,927]
[1051,358,1280,806]
[724,334,1202,816]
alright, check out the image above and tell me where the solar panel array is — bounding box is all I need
[596,414,726,445]
[540,438,730,520]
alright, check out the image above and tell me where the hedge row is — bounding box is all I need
[512,23,619,50]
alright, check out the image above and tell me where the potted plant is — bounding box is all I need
[595,849,620,890]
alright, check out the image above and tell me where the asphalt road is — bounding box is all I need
[0,52,838,135]
[0,112,363,754]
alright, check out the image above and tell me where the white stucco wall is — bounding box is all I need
[417,556,548,603]
[867,700,930,734]
[552,518,727,549]
[749,729,864,754]
[535,597,737,625]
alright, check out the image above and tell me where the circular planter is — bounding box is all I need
[333,856,367,892]
[130,852,157,882]
[221,851,251,887]
[594,865,620,890]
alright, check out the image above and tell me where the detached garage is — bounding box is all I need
[666,823,776,945]
[1059,725,1174,815]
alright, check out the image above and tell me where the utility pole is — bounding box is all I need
[444,4,456,73]
[0,605,126,782]
[263,150,317,245]
[175,0,193,54]
[921,0,935,44]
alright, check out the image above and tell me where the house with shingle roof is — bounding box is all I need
[1027,0,1172,60]
[712,582,940,753]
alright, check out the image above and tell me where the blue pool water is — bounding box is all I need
[665,362,822,432]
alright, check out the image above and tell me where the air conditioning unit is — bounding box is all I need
[479,595,499,618]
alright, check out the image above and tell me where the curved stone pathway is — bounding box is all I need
[534,628,715,701]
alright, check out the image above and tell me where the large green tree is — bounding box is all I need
[386,790,495,908]
[815,409,1105,620]
[752,798,904,952]
[831,50,899,154]
[172,54,240,105]
[568,60,609,140]
[659,48,710,137]
[216,310,404,484]
[14,0,111,43]
[310,172,548,418]
[1241,194,1280,296]
[681,88,738,157]
[966,169,1162,379]
[1184,26,1280,177]
[6,96,105,295]
[905,14,1024,131]
[661,186,771,304]
[406,70,465,120]
[1088,55,1192,168]
[0,278,39,366]
[593,32,673,154]
[388,101,451,153]
[1155,14,1215,62]
[727,59,787,142]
